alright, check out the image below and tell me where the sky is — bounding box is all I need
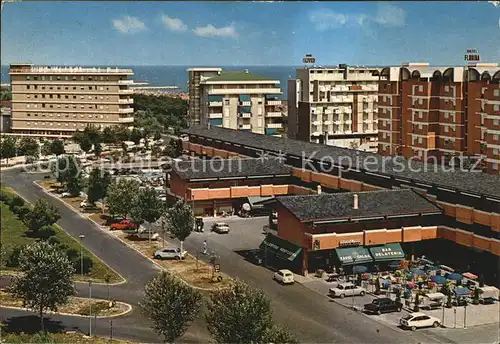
[1,1,499,66]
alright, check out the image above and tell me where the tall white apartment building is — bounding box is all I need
[187,68,223,126]
[9,64,135,138]
[188,68,285,136]
[288,64,380,148]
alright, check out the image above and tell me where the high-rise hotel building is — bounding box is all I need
[9,64,135,138]
[287,64,380,149]
[377,62,500,174]
[187,68,285,136]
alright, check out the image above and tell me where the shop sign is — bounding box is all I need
[262,240,294,256]
[464,49,480,62]
[303,54,316,64]
[339,239,361,247]
[374,247,403,258]
[339,253,371,262]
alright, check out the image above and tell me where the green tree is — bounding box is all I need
[50,139,65,156]
[141,272,202,343]
[18,137,39,157]
[79,136,93,154]
[129,128,143,145]
[113,125,130,142]
[101,126,117,144]
[1,136,18,163]
[41,141,52,156]
[52,156,83,196]
[94,142,102,157]
[8,241,75,333]
[167,200,194,254]
[25,198,61,232]
[205,280,274,343]
[106,178,141,218]
[130,187,163,225]
[0,87,12,101]
[87,168,112,206]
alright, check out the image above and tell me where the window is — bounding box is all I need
[89,86,92,90]
[258,107,263,115]
[444,85,449,92]
[494,134,499,141]
[494,119,499,126]
[81,76,84,80]
[224,99,229,106]
[494,89,500,97]
[73,86,76,90]
[493,163,498,170]
[257,118,263,127]
[56,76,61,81]
[27,85,30,90]
[444,126,449,133]
[494,104,500,112]
[99,86,104,91]
[418,85,423,92]
[418,137,423,144]
[26,76,30,80]
[65,76,68,81]
[65,95,68,99]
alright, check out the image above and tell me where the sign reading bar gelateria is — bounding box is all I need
[373,247,404,258]
[339,239,361,247]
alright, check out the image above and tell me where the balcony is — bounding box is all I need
[266,100,282,106]
[119,89,134,94]
[119,117,134,123]
[209,88,282,95]
[208,101,223,107]
[209,113,223,119]
[239,124,252,130]
[266,123,283,129]
[119,108,134,114]
[266,112,282,117]
[118,80,134,85]
[118,98,134,104]
[239,101,252,106]
[238,113,252,118]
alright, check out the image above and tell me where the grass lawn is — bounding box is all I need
[0,187,123,284]
[0,290,130,317]
[0,332,134,343]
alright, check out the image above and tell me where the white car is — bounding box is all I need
[154,247,187,260]
[80,200,88,208]
[328,282,366,298]
[273,269,294,285]
[61,192,71,198]
[399,312,441,331]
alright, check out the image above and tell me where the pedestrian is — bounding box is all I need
[202,240,208,255]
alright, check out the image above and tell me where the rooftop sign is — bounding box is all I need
[303,54,316,64]
[464,49,480,62]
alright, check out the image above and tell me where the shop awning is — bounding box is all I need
[259,235,302,262]
[334,246,373,265]
[368,243,405,262]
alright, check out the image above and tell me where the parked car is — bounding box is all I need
[80,200,88,208]
[129,231,159,241]
[110,219,137,230]
[326,274,347,287]
[211,222,230,234]
[399,312,441,331]
[328,282,366,298]
[364,298,403,315]
[273,269,294,285]
[105,217,124,226]
[61,192,71,198]
[154,247,186,260]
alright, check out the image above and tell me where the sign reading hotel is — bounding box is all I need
[303,54,316,64]
[464,49,480,62]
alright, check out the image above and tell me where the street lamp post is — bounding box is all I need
[78,234,85,278]
[351,252,358,310]
[89,281,92,336]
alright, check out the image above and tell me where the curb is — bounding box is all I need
[35,181,228,292]
[26,182,127,286]
[0,301,133,319]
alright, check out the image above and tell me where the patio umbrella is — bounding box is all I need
[388,261,402,269]
[447,273,463,282]
[431,275,447,285]
[453,287,471,297]
[353,265,367,274]
[411,268,426,276]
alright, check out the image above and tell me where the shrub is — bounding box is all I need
[16,205,32,221]
[6,247,22,268]
[0,190,13,205]
[65,248,79,262]
[47,236,60,246]
[36,225,56,240]
[9,195,25,211]
[11,205,21,215]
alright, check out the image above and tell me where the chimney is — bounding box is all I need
[317,185,322,194]
[353,194,359,210]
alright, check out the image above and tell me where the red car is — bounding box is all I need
[110,219,137,230]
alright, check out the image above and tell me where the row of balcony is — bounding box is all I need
[208,112,283,119]
[118,98,134,104]
[208,100,282,107]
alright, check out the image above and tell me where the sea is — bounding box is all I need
[1,65,299,97]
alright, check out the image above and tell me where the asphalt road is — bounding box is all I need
[2,168,497,343]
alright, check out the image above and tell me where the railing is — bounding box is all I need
[119,117,134,123]
[266,112,282,117]
[119,108,134,114]
[266,100,282,106]
[208,101,223,107]
[239,101,252,106]
[266,123,283,129]
[118,80,134,85]
[209,113,223,119]
[118,98,134,104]
[239,124,252,130]
[238,113,252,118]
